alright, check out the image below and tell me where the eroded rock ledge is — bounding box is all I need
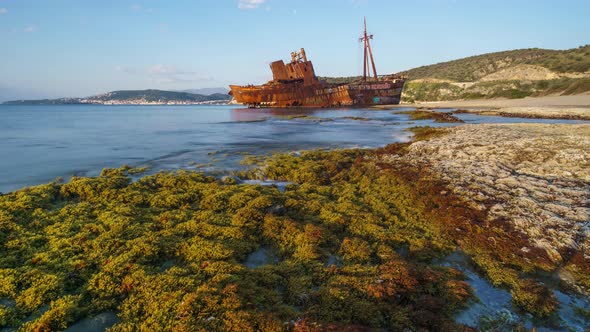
[384,123,590,290]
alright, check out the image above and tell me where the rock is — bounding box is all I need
[220,175,241,185]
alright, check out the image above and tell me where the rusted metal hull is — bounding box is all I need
[346,80,405,106]
[229,43,405,108]
[229,79,405,108]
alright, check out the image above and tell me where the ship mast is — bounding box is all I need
[360,17,378,81]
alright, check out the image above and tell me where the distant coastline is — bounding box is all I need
[2,89,232,106]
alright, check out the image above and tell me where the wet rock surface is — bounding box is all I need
[395,124,589,254]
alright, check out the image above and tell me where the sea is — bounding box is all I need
[0,104,587,194]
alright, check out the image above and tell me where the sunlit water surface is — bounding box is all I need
[2,104,586,193]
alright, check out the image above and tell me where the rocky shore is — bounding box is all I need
[409,94,590,108]
[400,94,590,120]
[453,107,590,120]
[383,123,590,293]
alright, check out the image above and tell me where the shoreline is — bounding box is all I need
[377,94,590,120]
[404,94,590,108]
[452,107,590,120]
[1,110,589,330]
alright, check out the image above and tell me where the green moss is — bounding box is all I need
[398,110,464,123]
[0,131,578,329]
[275,115,332,122]
[406,126,448,141]
[573,306,590,322]
[511,279,558,318]
[341,116,370,121]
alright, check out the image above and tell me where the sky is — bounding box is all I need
[0,0,589,101]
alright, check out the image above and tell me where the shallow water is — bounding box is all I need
[244,247,279,268]
[442,251,590,331]
[0,105,417,192]
[64,312,119,332]
[2,104,588,193]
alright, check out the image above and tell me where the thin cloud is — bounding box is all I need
[131,5,154,13]
[116,65,212,83]
[147,64,193,76]
[24,25,37,33]
[157,23,169,33]
[238,0,266,10]
[0,8,8,14]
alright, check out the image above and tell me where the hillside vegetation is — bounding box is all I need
[399,45,590,82]
[323,46,590,102]
[93,90,230,103]
[402,77,590,102]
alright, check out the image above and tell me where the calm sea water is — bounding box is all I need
[0,104,587,193]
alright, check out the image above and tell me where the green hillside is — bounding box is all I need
[399,45,590,102]
[399,45,590,82]
[93,89,231,103]
[401,78,590,102]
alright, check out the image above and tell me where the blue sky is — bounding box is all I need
[0,0,588,100]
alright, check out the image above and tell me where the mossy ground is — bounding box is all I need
[395,109,464,123]
[0,127,584,330]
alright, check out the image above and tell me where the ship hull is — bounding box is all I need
[230,79,405,108]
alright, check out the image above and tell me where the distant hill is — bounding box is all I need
[175,87,229,95]
[2,98,83,105]
[398,45,590,82]
[90,89,230,103]
[3,89,232,105]
[399,45,590,102]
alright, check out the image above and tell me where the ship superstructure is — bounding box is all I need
[229,19,405,108]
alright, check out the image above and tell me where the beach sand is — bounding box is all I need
[409,94,590,108]
[382,94,590,120]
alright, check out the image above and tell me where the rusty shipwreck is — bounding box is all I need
[229,19,405,108]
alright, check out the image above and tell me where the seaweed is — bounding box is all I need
[0,125,584,330]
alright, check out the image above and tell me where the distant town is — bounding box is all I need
[77,99,232,106]
[2,89,233,105]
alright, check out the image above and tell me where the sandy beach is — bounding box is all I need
[381,94,590,120]
[409,94,590,108]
